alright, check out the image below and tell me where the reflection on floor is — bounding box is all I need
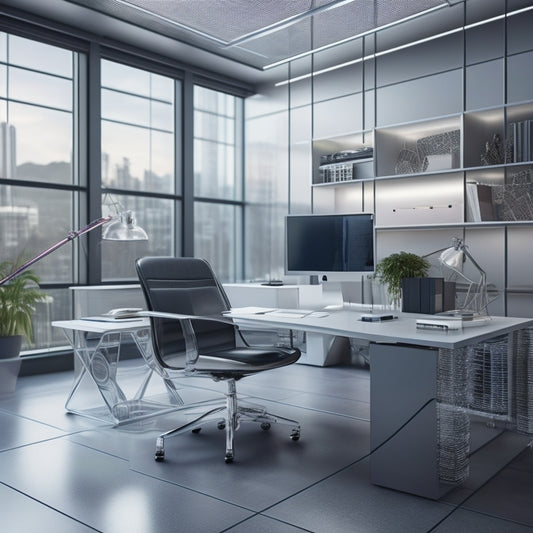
[1,360,533,532]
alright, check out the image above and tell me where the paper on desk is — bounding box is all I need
[268,309,314,318]
[224,307,276,315]
[81,315,144,322]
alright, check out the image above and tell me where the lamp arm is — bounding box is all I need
[0,215,112,287]
[460,246,486,280]
[422,246,451,259]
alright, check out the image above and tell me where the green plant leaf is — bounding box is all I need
[375,251,430,303]
[0,256,47,342]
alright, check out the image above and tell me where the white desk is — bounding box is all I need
[54,309,533,500]
[228,308,532,349]
[52,318,186,424]
[228,307,533,499]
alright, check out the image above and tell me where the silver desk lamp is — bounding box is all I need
[0,209,148,286]
[427,237,490,317]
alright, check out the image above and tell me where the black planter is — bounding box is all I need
[0,335,23,359]
[0,335,22,395]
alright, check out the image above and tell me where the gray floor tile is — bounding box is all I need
[441,430,532,505]
[508,445,533,474]
[225,514,310,532]
[84,403,371,511]
[2,365,532,532]
[0,483,97,532]
[0,371,110,432]
[432,508,533,533]
[0,410,65,451]
[462,467,533,527]
[282,391,370,420]
[0,437,253,533]
[264,459,453,533]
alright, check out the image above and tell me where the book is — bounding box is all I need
[466,182,494,222]
[401,277,446,314]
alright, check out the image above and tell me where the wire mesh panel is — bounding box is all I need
[515,328,533,434]
[437,346,470,484]
[466,335,509,416]
[437,403,470,484]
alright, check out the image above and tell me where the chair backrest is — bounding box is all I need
[136,257,236,369]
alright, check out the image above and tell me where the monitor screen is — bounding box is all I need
[285,213,375,277]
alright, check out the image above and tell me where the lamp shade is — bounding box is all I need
[439,246,464,270]
[102,211,148,241]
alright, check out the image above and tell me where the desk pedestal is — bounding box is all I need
[370,344,454,499]
[370,337,533,499]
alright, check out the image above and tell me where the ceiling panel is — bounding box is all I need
[65,0,452,69]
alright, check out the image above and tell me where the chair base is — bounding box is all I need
[154,378,301,462]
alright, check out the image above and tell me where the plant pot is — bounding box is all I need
[0,335,22,396]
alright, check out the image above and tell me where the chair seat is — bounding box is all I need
[192,346,300,376]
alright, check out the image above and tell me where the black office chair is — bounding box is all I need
[135,256,301,463]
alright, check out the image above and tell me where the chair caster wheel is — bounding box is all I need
[260,422,271,431]
[192,427,202,434]
[290,428,300,441]
[217,421,226,430]
[225,453,234,463]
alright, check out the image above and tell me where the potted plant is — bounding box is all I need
[0,256,46,359]
[374,251,430,309]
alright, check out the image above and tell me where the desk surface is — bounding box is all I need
[52,318,149,334]
[53,309,533,350]
[227,307,533,349]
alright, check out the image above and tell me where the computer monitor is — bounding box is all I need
[285,213,375,281]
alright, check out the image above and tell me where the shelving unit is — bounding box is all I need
[286,0,533,319]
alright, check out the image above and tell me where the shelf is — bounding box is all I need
[376,220,533,231]
[312,176,373,187]
[375,115,462,178]
[312,131,375,186]
[374,167,464,182]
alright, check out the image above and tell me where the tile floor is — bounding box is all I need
[0,360,533,532]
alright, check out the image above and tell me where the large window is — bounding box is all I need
[0,27,247,356]
[0,32,79,351]
[193,86,243,281]
[100,59,179,281]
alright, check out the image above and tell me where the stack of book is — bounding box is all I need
[401,277,456,314]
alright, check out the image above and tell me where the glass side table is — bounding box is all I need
[52,318,187,424]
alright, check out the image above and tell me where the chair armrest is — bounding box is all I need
[136,310,236,367]
[136,310,235,325]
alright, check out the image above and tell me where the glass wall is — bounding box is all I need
[244,77,290,282]
[100,59,178,281]
[0,33,78,351]
[193,86,243,281]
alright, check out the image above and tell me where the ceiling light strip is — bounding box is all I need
[274,5,533,86]
[263,3,448,70]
